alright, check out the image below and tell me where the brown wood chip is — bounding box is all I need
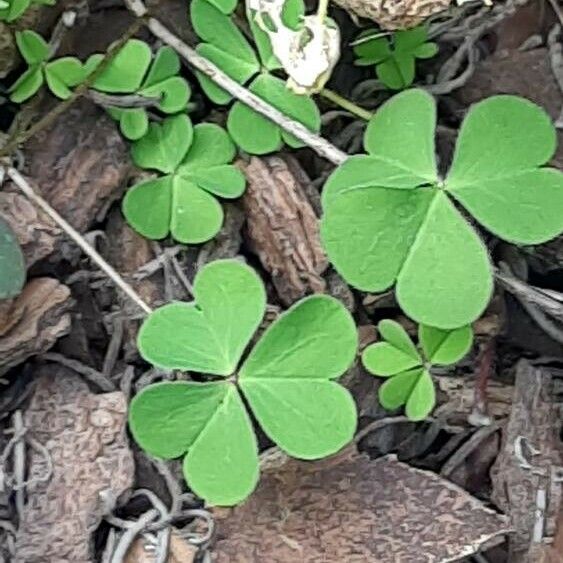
[211,447,510,562]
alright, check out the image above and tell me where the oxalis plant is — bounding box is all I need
[363,320,472,420]
[190,0,321,154]
[0,217,25,299]
[129,259,358,506]
[123,114,245,244]
[321,88,563,329]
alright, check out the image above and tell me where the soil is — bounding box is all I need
[0,0,562,562]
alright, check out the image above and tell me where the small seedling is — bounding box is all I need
[363,320,473,420]
[353,26,437,90]
[0,0,55,22]
[10,30,85,102]
[123,114,245,244]
[87,41,191,140]
[0,217,25,299]
[321,89,563,329]
[129,259,358,505]
[190,0,321,154]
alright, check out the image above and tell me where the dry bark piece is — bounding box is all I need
[491,360,563,562]
[14,367,134,563]
[331,0,451,30]
[0,191,62,266]
[241,155,328,306]
[124,531,197,563]
[23,99,131,233]
[211,447,510,562]
[0,278,72,375]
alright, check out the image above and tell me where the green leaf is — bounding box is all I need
[1,0,31,22]
[131,114,193,174]
[15,30,48,64]
[227,74,321,154]
[44,57,85,99]
[377,319,420,360]
[378,368,420,410]
[129,381,259,506]
[240,295,358,380]
[363,89,438,184]
[92,39,152,93]
[187,166,246,199]
[142,46,180,88]
[140,77,191,114]
[405,369,435,421]
[395,191,493,329]
[178,122,237,169]
[377,53,415,89]
[204,0,238,15]
[0,217,25,299]
[419,324,473,365]
[138,259,266,375]
[414,42,438,59]
[239,295,357,458]
[362,342,421,377]
[123,176,172,239]
[119,109,149,140]
[9,65,44,103]
[446,96,563,244]
[394,27,428,52]
[354,36,391,64]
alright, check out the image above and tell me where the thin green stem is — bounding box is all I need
[319,88,374,121]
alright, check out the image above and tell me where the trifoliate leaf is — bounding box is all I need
[15,30,48,65]
[378,368,421,410]
[405,369,435,421]
[446,96,563,244]
[92,39,152,93]
[44,57,85,99]
[9,65,43,103]
[138,259,266,375]
[239,295,357,458]
[227,73,321,154]
[0,217,25,299]
[362,342,421,377]
[395,191,493,329]
[377,319,420,360]
[131,114,193,173]
[129,381,259,506]
[363,89,437,183]
[419,324,473,365]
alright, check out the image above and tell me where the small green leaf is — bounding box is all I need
[178,123,236,169]
[405,369,435,421]
[363,89,438,183]
[446,96,563,244]
[204,0,238,15]
[142,46,180,88]
[377,319,420,360]
[377,53,415,89]
[1,0,31,22]
[394,26,428,51]
[227,74,321,154]
[132,114,193,173]
[354,36,391,64]
[378,368,420,410]
[92,39,152,93]
[9,65,44,103]
[44,57,85,99]
[139,76,191,114]
[138,259,266,375]
[362,342,421,377]
[15,30,48,64]
[414,42,438,59]
[419,324,473,365]
[0,217,25,299]
[119,108,149,140]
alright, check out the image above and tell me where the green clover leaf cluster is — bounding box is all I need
[190,0,321,154]
[0,217,25,299]
[321,89,563,329]
[88,41,191,140]
[354,26,437,90]
[10,30,85,102]
[0,0,54,22]
[129,259,358,506]
[123,114,245,244]
[363,320,472,420]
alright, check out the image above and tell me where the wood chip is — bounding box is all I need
[491,360,563,561]
[15,367,135,562]
[241,155,327,306]
[211,447,510,562]
[0,191,62,266]
[23,99,131,232]
[0,278,72,375]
